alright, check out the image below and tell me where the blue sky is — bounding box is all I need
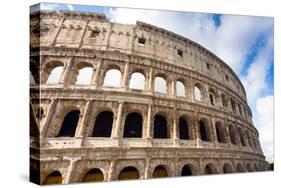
[31,3,274,162]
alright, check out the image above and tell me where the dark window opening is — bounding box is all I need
[83,168,104,182]
[225,74,229,81]
[199,120,209,141]
[43,171,62,185]
[177,49,183,57]
[92,111,113,137]
[123,112,143,138]
[181,165,192,176]
[36,107,44,121]
[58,110,80,137]
[229,125,238,145]
[118,167,139,180]
[210,94,214,105]
[153,115,168,139]
[206,63,211,70]
[223,164,233,173]
[138,37,146,46]
[205,164,216,175]
[153,166,168,178]
[179,117,189,140]
[239,129,246,146]
[216,123,227,143]
[90,30,100,38]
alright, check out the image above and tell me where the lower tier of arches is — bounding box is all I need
[30,148,269,185]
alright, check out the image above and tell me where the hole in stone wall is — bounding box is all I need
[92,111,113,137]
[123,112,143,138]
[154,114,168,139]
[58,110,80,137]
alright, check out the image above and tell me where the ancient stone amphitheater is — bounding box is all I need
[29,10,269,185]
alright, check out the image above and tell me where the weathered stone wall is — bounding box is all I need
[30,10,268,185]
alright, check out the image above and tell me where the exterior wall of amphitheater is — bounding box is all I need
[30,10,269,184]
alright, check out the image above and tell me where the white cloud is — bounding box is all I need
[67,4,74,11]
[40,3,60,11]
[254,96,274,162]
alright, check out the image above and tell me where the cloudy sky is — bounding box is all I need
[31,3,274,162]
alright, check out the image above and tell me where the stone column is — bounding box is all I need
[147,67,153,93]
[40,99,58,138]
[173,108,179,146]
[91,59,102,87]
[144,158,151,179]
[107,160,116,181]
[64,160,76,184]
[170,79,176,97]
[112,101,124,138]
[121,61,129,89]
[194,111,200,147]
[75,100,91,138]
[204,84,210,104]
[211,116,218,145]
[59,58,74,86]
[146,104,152,139]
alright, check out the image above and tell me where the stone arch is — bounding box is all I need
[223,163,234,173]
[215,121,228,143]
[238,127,246,146]
[221,93,228,108]
[198,118,212,142]
[103,65,122,87]
[208,88,219,106]
[152,165,168,178]
[123,112,143,138]
[179,115,190,140]
[176,79,186,97]
[154,75,168,94]
[57,110,80,137]
[247,163,254,172]
[237,163,246,172]
[129,71,146,90]
[43,170,63,185]
[204,163,217,174]
[153,113,169,139]
[253,163,259,171]
[230,98,237,113]
[68,61,94,85]
[45,61,64,85]
[82,168,104,182]
[118,166,140,180]
[194,83,204,101]
[92,111,114,137]
[181,164,195,176]
[229,124,238,145]
[246,130,253,148]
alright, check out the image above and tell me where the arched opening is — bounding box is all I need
[199,119,211,141]
[247,163,253,172]
[43,171,62,185]
[247,131,253,148]
[181,165,193,176]
[118,166,139,180]
[46,66,64,84]
[238,128,246,146]
[155,76,167,94]
[223,163,233,173]
[230,98,236,113]
[103,68,121,87]
[209,88,218,106]
[215,122,228,143]
[153,114,168,139]
[152,165,168,178]
[179,117,190,140]
[237,163,245,172]
[75,67,94,85]
[92,111,113,137]
[129,72,145,90]
[254,163,259,171]
[221,94,228,108]
[123,112,143,138]
[176,81,185,96]
[82,168,104,182]
[204,164,217,175]
[58,110,80,137]
[194,83,203,101]
[229,124,238,145]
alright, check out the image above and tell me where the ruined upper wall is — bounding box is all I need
[30,10,247,102]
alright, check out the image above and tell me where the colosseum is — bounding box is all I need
[29,10,269,185]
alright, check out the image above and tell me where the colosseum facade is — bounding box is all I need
[29,10,269,185]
